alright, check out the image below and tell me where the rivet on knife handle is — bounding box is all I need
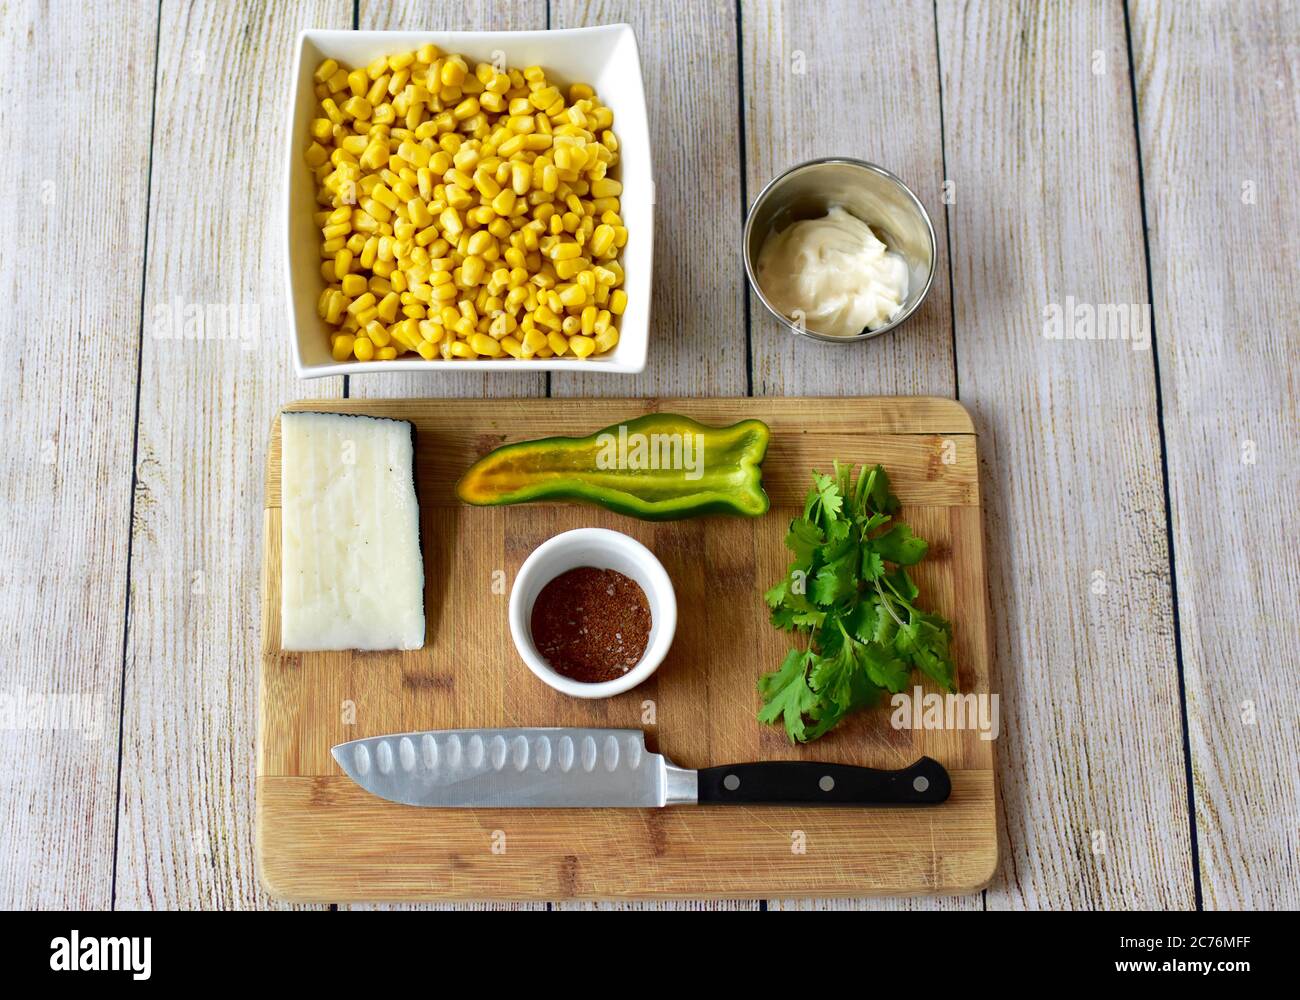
[695,756,950,806]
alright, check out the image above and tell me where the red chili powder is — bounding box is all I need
[530,567,652,683]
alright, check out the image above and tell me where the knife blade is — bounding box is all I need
[331,728,950,808]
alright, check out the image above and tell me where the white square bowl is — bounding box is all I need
[285,25,653,377]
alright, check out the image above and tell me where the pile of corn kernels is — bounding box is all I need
[305,46,628,361]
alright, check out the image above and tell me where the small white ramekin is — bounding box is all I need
[508,528,676,699]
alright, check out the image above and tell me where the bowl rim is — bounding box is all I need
[507,527,677,700]
[741,155,937,344]
[284,24,653,376]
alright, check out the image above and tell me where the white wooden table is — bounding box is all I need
[3,0,1296,911]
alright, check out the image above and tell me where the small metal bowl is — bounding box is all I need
[742,157,936,343]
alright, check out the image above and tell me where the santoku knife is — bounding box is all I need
[331,727,950,807]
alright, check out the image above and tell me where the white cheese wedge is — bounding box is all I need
[280,412,425,651]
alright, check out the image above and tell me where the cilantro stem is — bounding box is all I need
[874,578,907,627]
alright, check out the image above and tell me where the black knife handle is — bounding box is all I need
[696,756,950,806]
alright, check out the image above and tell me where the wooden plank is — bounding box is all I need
[348,0,548,401]
[0,0,156,909]
[744,0,957,398]
[113,0,352,910]
[549,0,748,398]
[1130,0,1300,909]
[344,0,549,912]
[935,0,1194,908]
[742,0,969,911]
[257,397,996,902]
[354,0,747,905]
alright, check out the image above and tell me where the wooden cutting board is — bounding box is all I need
[258,397,997,901]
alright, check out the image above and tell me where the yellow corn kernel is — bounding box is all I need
[407,198,433,227]
[369,183,398,211]
[590,223,616,256]
[555,257,588,281]
[325,290,347,324]
[464,228,491,253]
[558,284,586,308]
[376,292,400,323]
[353,337,375,360]
[386,49,415,71]
[345,291,375,316]
[569,334,596,358]
[331,333,356,360]
[439,207,463,237]
[593,326,619,353]
[546,330,568,355]
[548,241,581,261]
[444,185,472,210]
[471,169,499,200]
[609,289,627,315]
[440,55,468,87]
[465,332,500,356]
[342,96,373,120]
[387,69,410,96]
[442,167,472,191]
[333,248,354,279]
[416,339,437,360]
[461,255,486,286]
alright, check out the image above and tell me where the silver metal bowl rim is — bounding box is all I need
[742,156,937,344]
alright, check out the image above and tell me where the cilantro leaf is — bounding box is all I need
[811,552,856,606]
[784,518,824,564]
[873,524,929,566]
[757,649,820,743]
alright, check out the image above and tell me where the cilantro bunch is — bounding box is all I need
[758,462,956,743]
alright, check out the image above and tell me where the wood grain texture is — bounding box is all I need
[936,0,1193,908]
[1130,0,1300,909]
[742,0,970,911]
[743,0,956,398]
[549,0,748,398]
[113,0,352,910]
[344,0,551,912]
[0,0,156,909]
[257,398,996,901]
[349,0,548,401]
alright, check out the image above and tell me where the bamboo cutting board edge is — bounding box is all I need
[257,397,998,901]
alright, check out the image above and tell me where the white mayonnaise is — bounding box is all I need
[755,206,909,337]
